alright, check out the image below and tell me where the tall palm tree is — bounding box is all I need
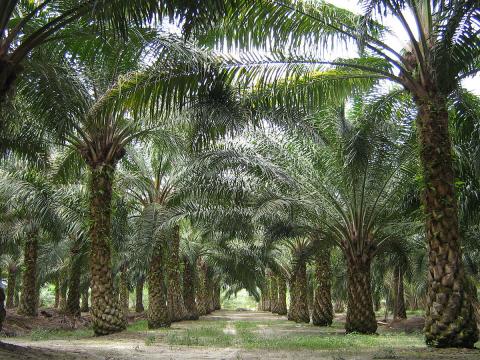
[208,0,479,347]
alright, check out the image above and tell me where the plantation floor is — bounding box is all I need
[1,310,479,359]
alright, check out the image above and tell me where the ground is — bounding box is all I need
[0,309,479,359]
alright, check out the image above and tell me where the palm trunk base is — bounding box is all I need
[345,263,377,334]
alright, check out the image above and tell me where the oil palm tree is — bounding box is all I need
[0,161,63,317]
[194,91,415,333]
[208,0,479,347]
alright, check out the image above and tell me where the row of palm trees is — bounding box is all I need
[0,0,479,349]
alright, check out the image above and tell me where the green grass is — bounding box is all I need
[221,289,258,310]
[28,328,93,341]
[155,319,426,351]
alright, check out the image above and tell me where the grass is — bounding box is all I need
[154,318,426,351]
[28,328,93,341]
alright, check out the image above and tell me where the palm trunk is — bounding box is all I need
[59,276,68,312]
[54,278,60,308]
[269,275,279,313]
[119,267,129,318]
[345,256,377,334]
[206,273,215,314]
[0,287,4,332]
[147,240,170,328]
[214,283,221,310]
[6,265,17,308]
[18,233,38,316]
[416,96,478,348]
[312,249,333,326]
[264,270,271,312]
[393,265,407,320]
[288,261,310,323]
[166,226,188,322]
[135,278,144,313]
[81,288,89,312]
[0,58,22,103]
[183,258,199,320]
[334,300,345,313]
[277,278,287,315]
[196,257,208,316]
[89,165,126,335]
[66,239,82,317]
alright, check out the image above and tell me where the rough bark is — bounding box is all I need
[81,288,89,312]
[183,258,199,320]
[89,165,126,335]
[277,278,288,315]
[393,265,407,320]
[147,240,170,329]
[166,226,188,322]
[345,257,377,334]
[66,239,82,317]
[334,300,345,313]
[6,265,17,308]
[288,261,310,323]
[269,275,279,313]
[0,287,5,331]
[135,278,144,313]
[196,257,208,316]
[54,279,60,309]
[59,277,68,312]
[415,96,479,347]
[119,267,129,317]
[206,272,215,314]
[312,249,334,326]
[214,282,221,310]
[18,234,38,316]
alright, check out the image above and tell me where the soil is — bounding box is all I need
[0,309,478,360]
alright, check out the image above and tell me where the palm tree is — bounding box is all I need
[0,0,236,103]
[194,92,414,333]
[0,161,63,316]
[209,0,479,347]
[312,243,334,326]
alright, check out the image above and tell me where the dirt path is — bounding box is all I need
[1,310,479,359]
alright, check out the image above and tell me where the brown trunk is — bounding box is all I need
[89,165,126,335]
[393,265,407,320]
[18,233,38,316]
[66,238,82,317]
[345,256,377,334]
[334,300,345,313]
[166,226,188,322]
[54,278,60,308]
[59,276,68,312]
[119,267,129,317]
[183,258,199,320]
[288,261,309,323]
[214,283,221,310]
[196,257,208,316]
[0,288,5,332]
[81,288,89,312]
[135,278,144,313]
[269,275,279,313]
[263,270,271,312]
[416,96,478,347]
[277,278,288,315]
[0,58,22,102]
[6,265,17,308]
[206,272,215,314]
[147,240,170,328]
[312,249,334,326]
